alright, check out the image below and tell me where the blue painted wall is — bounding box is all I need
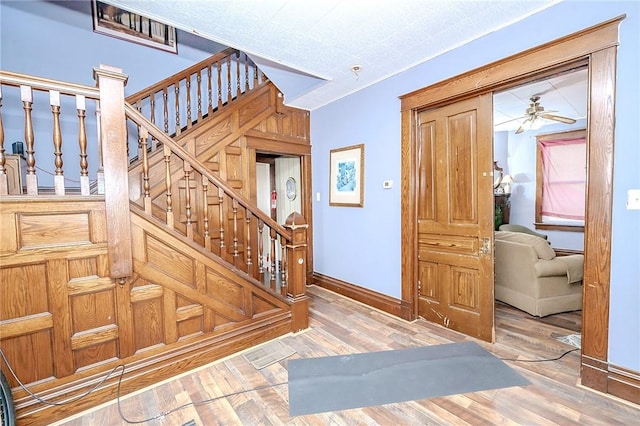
[311,1,639,371]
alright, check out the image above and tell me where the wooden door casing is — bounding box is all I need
[415,95,495,342]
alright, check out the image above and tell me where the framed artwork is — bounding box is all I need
[329,144,364,207]
[91,0,178,53]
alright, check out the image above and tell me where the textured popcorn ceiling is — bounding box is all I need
[108,0,576,115]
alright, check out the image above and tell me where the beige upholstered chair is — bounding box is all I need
[494,231,583,317]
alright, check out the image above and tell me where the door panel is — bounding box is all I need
[416,94,494,342]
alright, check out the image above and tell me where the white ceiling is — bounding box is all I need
[107,0,566,112]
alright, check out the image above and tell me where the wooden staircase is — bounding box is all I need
[0,49,310,425]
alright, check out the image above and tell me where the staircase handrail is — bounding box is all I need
[125,47,237,104]
[123,102,291,239]
[0,70,99,99]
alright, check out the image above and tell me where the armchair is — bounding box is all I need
[494,231,583,317]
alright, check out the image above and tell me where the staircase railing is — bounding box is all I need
[126,48,268,139]
[0,70,101,196]
[0,65,307,302]
[124,103,300,295]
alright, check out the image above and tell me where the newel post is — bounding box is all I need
[94,65,132,281]
[284,212,309,331]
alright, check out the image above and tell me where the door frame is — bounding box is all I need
[400,16,622,395]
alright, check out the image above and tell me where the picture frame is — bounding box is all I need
[91,0,178,54]
[329,144,364,207]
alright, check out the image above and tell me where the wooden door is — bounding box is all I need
[415,94,495,342]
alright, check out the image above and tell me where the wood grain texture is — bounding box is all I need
[55,286,640,426]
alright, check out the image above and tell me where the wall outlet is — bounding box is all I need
[627,189,640,210]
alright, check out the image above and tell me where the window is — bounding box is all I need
[535,129,586,231]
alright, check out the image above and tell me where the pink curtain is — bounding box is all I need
[538,137,586,220]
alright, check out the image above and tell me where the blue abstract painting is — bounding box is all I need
[336,160,356,192]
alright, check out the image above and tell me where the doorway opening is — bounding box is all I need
[492,66,588,355]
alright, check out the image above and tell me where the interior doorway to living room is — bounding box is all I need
[492,66,588,352]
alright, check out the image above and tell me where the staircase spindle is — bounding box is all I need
[280,235,288,295]
[236,51,241,97]
[258,219,264,274]
[232,198,239,259]
[163,144,174,229]
[207,65,213,116]
[21,85,37,195]
[149,92,156,127]
[244,53,250,91]
[76,95,90,195]
[50,91,65,195]
[226,56,232,104]
[185,77,192,130]
[196,71,203,122]
[140,127,151,213]
[163,87,169,134]
[184,164,193,239]
[253,63,259,87]
[0,84,7,195]
[270,228,277,289]
[202,175,210,250]
[218,187,225,250]
[174,84,181,136]
[217,59,223,109]
[245,210,252,269]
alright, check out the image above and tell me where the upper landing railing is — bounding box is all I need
[126,48,268,138]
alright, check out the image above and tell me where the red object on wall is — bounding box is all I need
[271,190,277,210]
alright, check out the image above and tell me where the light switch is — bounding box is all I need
[627,189,640,210]
[383,180,393,189]
[316,192,321,202]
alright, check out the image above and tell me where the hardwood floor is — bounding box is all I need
[54,285,638,425]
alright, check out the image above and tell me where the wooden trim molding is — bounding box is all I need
[312,272,412,321]
[399,16,627,402]
[608,364,640,405]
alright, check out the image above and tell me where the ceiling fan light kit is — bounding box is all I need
[514,95,576,134]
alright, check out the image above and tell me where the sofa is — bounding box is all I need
[494,231,584,317]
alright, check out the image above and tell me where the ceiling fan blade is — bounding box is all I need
[539,113,576,124]
[515,121,527,134]
[496,115,528,126]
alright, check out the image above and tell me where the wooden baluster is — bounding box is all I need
[196,70,202,122]
[0,84,7,195]
[150,92,156,126]
[76,95,90,195]
[174,84,181,136]
[162,87,169,134]
[207,65,213,115]
[140,127,151,213]
[184,163,193,239]
[185,77,192,129]
[227,56,232,103]
[21,85,37,195]
[244,52,250,91]
[236,51,241,97]
[232,199,239,260]
[163,144,174,229]
[258,219,264,274]
[202,175,210,250]
[245,210,252,271]
[217,59,223,109]
[50,91,65,195]
[218,187,225,252]
[280,235,287,295]
[270,228,277,289]
[253,62,259,86]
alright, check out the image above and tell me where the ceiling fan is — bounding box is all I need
[512,95,576,134]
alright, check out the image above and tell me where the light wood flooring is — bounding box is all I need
[55,285,639,425]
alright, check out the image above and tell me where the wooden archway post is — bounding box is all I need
[284,212,309,331]
[94,65,132,281]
